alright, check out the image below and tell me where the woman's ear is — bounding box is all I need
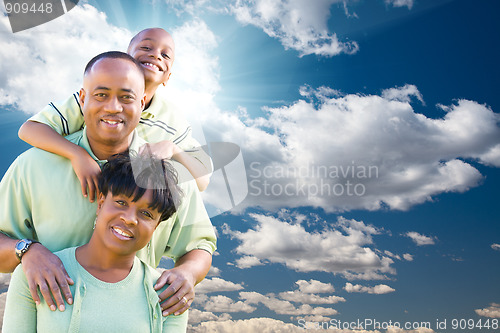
[96,192,106,214]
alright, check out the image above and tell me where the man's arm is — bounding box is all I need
[0,232,21,272]
[0,233,74,311]
[154,249,212,316]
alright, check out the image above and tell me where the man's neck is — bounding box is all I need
[86,134,134,161]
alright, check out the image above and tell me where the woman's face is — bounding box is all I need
[95,189,161,256]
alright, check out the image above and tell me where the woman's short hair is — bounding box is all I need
[99,152,182,222]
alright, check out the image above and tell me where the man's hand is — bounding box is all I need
[154,266,195,316]
[21,243,74,311]
[70,148,101,203]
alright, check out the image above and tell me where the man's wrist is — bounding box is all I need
[15,239,39,261]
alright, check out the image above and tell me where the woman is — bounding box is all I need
[2,153,186,332]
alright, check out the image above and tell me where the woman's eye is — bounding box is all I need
[141,210,154,219]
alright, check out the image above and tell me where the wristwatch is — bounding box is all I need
[15,239,39,261]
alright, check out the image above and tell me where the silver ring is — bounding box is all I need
[181,296,188,304]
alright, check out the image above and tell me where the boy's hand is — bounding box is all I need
[154,266,195,316]
[139,141,182,160]
[21,243,74,311]
[70,149,101,202]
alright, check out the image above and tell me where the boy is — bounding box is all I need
[18,28,212,202]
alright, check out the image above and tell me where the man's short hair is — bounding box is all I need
[84,51,143,77]
[99,153,183,222]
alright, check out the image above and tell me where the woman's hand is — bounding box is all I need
[155,266,195,316]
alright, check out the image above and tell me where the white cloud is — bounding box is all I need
[230,0,359,57]
[207,265,221,276]
[224,214,395,280]
[230,85,498,213]
[235,255,264,269]
[0,292,6,330]
[202,295,256,313]
[0,4,131,114]
[195,277,244,294]
[188,308,232,325]
[403,253,414,261]
[279,291,345,305]
[491,243,500,251]
[406,232,436,246]
[295,279,335,293]
[240,291,338,316]
[385,0,414,10]
[189,317,304,333]
[344,282,395,294]
[475,303,500,318]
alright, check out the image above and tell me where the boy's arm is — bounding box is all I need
[139,141,212,191]
[18,121,100,202]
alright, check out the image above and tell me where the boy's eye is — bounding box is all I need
[162,53,170,59]
[115,200,127,206]
[140,46,151,51]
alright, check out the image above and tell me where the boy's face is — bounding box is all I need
[127,28,175,88]
[80,58,146,147]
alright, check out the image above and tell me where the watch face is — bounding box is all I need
[15,240,27,251]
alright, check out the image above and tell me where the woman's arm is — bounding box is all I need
[1,265,38,332]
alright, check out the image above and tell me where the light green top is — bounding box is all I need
[2,247,188,333]
[29,91,212,171]
[0,127,216,266]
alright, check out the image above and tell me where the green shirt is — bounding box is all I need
[2,247,188,333]
[0,128,216,266]
[29,91,212,172]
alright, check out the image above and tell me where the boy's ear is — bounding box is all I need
[79,88,86,108]
[141,94,146,110]
[162,72,172,86]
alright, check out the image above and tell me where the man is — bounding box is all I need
[0,52,216,318]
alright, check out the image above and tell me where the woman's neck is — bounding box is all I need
[75,243,136,283]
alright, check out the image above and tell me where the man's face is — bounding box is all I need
[80,58,145,147]
[127,28,175,87]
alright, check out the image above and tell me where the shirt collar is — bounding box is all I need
[140,94,159,120]
[80,128,146,166]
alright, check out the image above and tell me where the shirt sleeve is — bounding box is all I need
[0,154,36,241]
[28,92,84,136]
[162,311,189,333]
[164,177,217,262]
[1,265,37,332]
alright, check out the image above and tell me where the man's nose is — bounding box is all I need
[103,96,122,112]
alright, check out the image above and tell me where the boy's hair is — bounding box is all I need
[84,51,143,77]
[99,153,182,222]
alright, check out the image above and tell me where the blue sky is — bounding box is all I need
[1,0,499,332]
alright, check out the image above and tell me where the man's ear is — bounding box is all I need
[79,88,86,108]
